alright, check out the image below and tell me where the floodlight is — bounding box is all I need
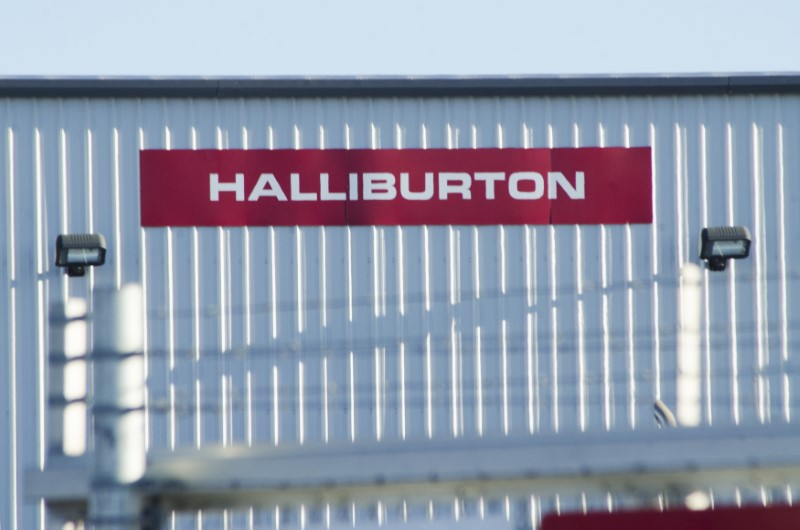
[699,226,751,272]
[55,234,107,277]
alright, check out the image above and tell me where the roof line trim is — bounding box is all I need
[2,75,800,98]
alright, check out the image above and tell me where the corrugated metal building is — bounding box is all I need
[2,75,800,529]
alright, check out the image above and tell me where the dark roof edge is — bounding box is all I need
[2,75,800,99]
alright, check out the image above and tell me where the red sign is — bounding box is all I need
[542,505,800,530]
[140,148,651,226]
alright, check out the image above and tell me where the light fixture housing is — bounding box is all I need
[699,226,751,271]
[55,234,107,277]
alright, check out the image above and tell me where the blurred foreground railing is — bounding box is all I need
[26,284,800,529]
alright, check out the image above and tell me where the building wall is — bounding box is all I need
[2,91,799,528]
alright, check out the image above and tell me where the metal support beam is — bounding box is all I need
[146,424,800,509]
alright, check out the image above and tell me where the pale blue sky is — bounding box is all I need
[0,0,797,76]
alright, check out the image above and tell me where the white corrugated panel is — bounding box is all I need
[2,92,800,529]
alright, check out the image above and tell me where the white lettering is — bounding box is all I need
[509,172,544,199]
[213,169,587,205]
[290,173,317,201]
[320,173,346,201]
[349,172,359,200]
[363,172,397,200]
[248,173,287,201]
[400,172,434,200]
[210,173,245,202]
[548,171,585,199]
[439,172,471,200]
[474,172,505,200]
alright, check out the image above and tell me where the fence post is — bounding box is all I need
[88,284,145,530]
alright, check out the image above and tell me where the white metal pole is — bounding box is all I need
[677,264,703,427]
[89,284,145,530]
[48,298,88,457]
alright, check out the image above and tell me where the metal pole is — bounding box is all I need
[48,298,88,457]
[677,264,703,427]
[89,285,145,530]
[46,298,89,528]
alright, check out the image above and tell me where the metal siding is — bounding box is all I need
[2,92,800,528]
[1,98,14,530]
